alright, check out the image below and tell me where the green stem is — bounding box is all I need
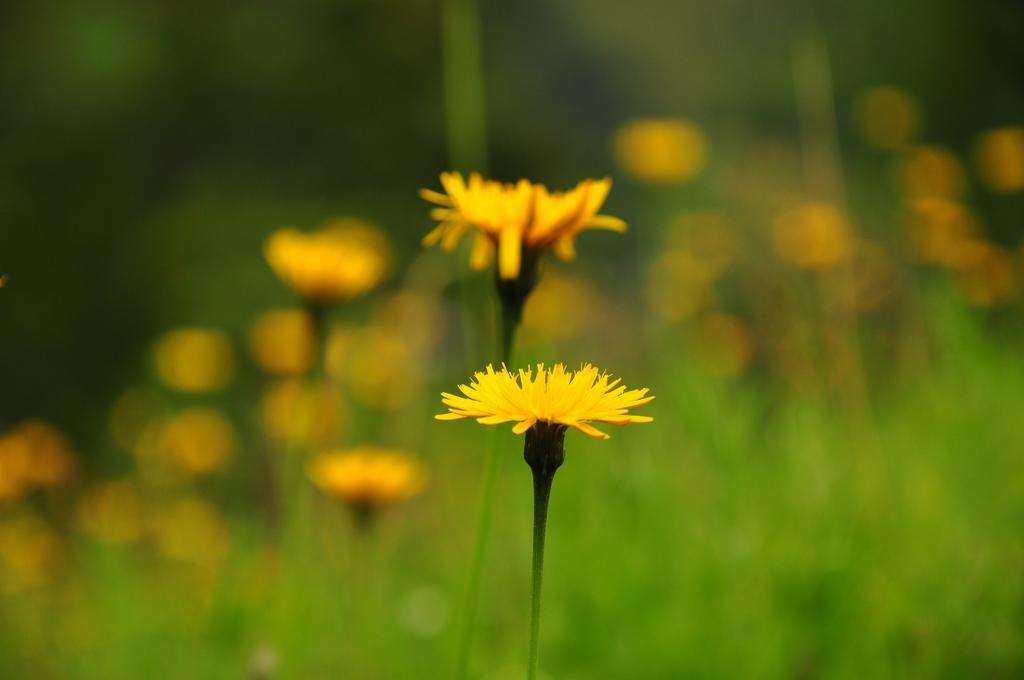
[441,0,488,173]
[527,468,554,680]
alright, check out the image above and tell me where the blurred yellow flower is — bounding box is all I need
[346,327,422,410]
[153,327,234,393]
[260,379,343,448]
[522,270,601,342]
[0,513,65,593]
[772,202,852,270]
[77,479,146,544]
[854,86,921,151]
[0,420,76,503]
[613,118,708,183]
[248,308,316,376]
[150,497,228,570]
[904,198,981,269]
[665,212,740,281]
[437,363,654,440]
[420,172,626,280]
[159,408,236,476]
[956,242,1018,307]
[897,145,966,200]
[264,220,390,303]
[370,290,446,354]
[694,313,754,378]
[307,447,427,507]
[975,127,1024,193]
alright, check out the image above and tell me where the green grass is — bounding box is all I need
[3,293,1023,679]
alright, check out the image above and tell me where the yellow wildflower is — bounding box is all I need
[264,220,390,303]
[613,118,708,184]
[248,308,316,375]
[854,86,921,151]
[308,447,427,507]
[420,172,626,280]
[159,408,236,476]
[975,127,1024,193]
[153,327,234,393]
[436,363,653,440]
[772,202,852,271]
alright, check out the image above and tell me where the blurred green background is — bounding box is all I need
[2,0,1024,677]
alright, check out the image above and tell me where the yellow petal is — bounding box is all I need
[553,235,576,261]
[498,228,522,280]
[469,234,495,271]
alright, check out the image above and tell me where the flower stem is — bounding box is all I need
[522,423,565,680]
[527,466,554,680]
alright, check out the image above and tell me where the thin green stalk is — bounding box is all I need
[527,469,554,680]
[441,0,488,174]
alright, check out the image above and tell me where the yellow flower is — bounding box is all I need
[897,145,966,200]
[0,421,77,503]
[307,447,427,507]
[420,172,626,280]
[76,479,146,544]
[259,378,343,447]
[436,363,654,440]
[772,202,853,271]
[854,86,921,151]
[975,127,1024,193]
[153,327,235,393]
[613,118,708,184]
[264,220,390,303]
[159,408,236,476]
[248,308,316,376]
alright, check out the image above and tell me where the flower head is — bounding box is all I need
[307,447,427,508]
[436,363,654,439]
[264,220,390,303]
[420,172,626,280]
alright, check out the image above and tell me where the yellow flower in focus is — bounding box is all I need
[260,379,343,448]
[248,308,316,376]
[150,497,228,570]
[159,408,236,476]
[956,243,1018,307]
[897,145,966,200]
[77,479,146,544]
[694,313,754,378]
[436,363,654,440]
[521,271,601,342]
[854,86,921,151]
[420,172,626,280]
[975,127,1024,193]
[264,220,390,303]
[0,513,65,593]
[904,198,982,269]
[308,447,427,508]
[772,202,853,271]
[613,118,708,184]
[153,327,234,393]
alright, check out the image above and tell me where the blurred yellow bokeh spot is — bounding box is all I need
[904,198,981,270]
[522,271,601,342]
[153,327,235,393]
[0,420,76,503]
[248,308,316,376]
[260,379,343,448]
[159,408,236,476]
[854,86,921,151]
[77,479,146,544]
[956,243,1018,307]
[772,202,852,270]
[151,497,228,570]
[0,513,64,593]
[897,145,966,200]
[614,118,708,184]
[975,126,1024,193]
[308,447,427,508]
